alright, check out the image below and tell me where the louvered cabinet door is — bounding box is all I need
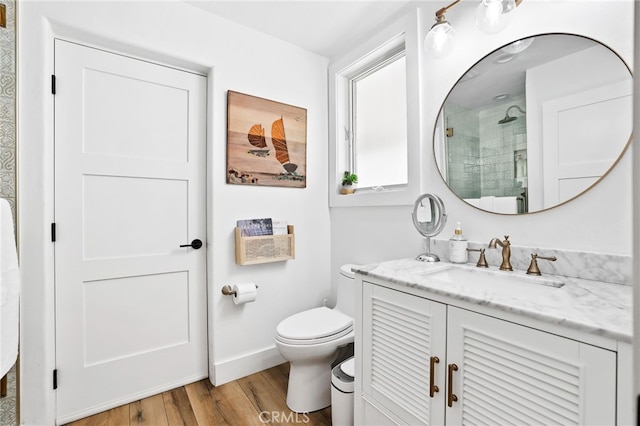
[446,307,616,426]
[362,283,447,425]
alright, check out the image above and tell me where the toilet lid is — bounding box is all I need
[340,357,355,378]
[276,307,353,341]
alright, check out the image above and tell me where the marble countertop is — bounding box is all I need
[353,258,632,343]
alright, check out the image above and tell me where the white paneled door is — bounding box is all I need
[541,79,632,208]
[54,40,207,423]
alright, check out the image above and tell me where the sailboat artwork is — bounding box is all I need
[271,116,298,174]
[247,123,270,158]
[227,91,307,188]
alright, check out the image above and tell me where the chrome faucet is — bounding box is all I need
[488,235,512,271]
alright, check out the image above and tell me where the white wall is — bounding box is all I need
[331,0,635,285]
[18,1,331,424]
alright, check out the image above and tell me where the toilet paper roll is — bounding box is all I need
[233,282,258,305]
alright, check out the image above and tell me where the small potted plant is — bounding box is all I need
[340,171,358,194]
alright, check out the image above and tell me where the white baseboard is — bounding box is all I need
[211,345,286,386]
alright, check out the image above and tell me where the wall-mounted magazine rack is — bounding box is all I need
[235,225,295,265]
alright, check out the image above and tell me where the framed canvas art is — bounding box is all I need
[227,91,307,188]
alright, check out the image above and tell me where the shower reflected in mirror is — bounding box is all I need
[433,33,632,215]
[498,105,526,124]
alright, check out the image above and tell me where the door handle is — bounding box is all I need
[180,239,203,249]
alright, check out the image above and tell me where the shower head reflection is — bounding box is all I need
[498,104,526,124]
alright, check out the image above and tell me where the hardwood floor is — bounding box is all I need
[65,363,333,425]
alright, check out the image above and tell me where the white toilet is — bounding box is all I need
[275,264,356,413]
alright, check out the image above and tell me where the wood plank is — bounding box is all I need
[65,404,129,426]
[209,380,263,426]
[129,393,168,426]
[162,386,198,426]
[186,379,261,426]
[237,372,298,426]
[259,364,289,399]
[185,380,227,426]
[65,366,335,426]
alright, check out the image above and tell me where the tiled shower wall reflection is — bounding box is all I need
[0,0,15,219]
[445,103,481,199]
[478,95,527,198]
[445,94,526,201]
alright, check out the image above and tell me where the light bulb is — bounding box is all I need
[501,37,534,54]
[424,21,456,59]
[475,0,517,34]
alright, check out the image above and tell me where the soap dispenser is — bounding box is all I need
[449,222,468,264]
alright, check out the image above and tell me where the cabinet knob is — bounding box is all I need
[448,363,459,407]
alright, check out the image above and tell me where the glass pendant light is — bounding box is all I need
[424,20,456,59]
[425,0,523,58]
[424,0,460,59]
[475,0,518,34]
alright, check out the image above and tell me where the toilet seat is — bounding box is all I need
[276,307,353,345]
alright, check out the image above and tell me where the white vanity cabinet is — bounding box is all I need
[357,281,618,426]
[361,281,447,425]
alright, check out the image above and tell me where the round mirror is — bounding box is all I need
[412,194,447,261]
[434,33,632,214]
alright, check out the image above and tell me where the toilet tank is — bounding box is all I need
[334,264,357,317]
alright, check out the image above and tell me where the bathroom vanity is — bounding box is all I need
[352,260,632,426]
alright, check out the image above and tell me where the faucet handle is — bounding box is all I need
[526,253,557,276]
[467,248,488,268]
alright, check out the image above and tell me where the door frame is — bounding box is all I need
[18,23,215,425]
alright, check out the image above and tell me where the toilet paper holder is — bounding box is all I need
[221,284,259,297]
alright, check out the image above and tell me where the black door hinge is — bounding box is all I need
[53,369,58,390]
[51,223,56,242]
[51,75,56,95]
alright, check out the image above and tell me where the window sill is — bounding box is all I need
[329,184,419,207]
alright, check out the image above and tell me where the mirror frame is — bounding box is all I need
[412,193,447,262]
[433,32,633,215]
[412,193,447,238]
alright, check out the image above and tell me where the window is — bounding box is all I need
[329,10,421,207]
[347,45,407,190]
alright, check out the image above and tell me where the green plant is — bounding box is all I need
[341,171,358,186]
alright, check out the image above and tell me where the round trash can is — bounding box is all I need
[331,356,355,426]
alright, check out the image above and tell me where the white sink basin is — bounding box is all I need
[425,265,564,296]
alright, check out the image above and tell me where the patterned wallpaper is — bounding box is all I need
[0,0,15,221]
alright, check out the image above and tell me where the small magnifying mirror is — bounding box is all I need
[412,194,447,262]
